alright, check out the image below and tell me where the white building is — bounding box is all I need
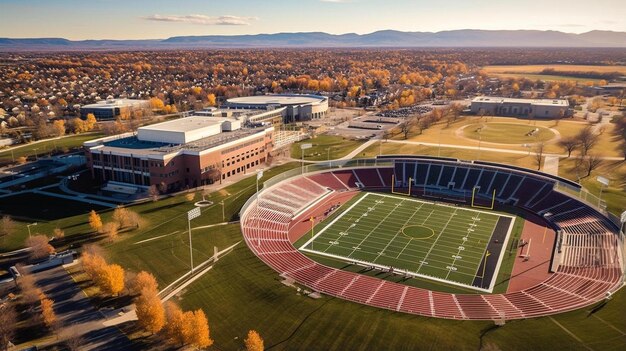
[470,96,569,119]
[80,99,150,120]
[225,94,329,122]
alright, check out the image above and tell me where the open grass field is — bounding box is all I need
[299,192,515,291]
[291,135,365,161]
[483,64,626,74]
[482,64,626,84]
[462,122,556,144]
[399,115,622,157]
[0,132,103,163]
[174,228,626,351]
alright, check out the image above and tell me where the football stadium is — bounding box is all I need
[240,156,624,320]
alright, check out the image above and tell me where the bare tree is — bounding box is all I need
[576,126,599,156]
[398,117,415,140]
[557,137,579,157]
[578,154,603,177]
[534,142,545,170]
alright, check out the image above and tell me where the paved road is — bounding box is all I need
[34,265,135,350]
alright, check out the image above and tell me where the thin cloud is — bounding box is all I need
[143,14,257,26]
[320,0,354,3]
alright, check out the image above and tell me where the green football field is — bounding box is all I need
[299,192,515,292]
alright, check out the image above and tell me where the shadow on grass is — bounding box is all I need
[139,201,186,215]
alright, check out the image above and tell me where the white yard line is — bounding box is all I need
[373,202,424,262]
[445,213,481,280]
[395,206,434,259]
[416,208,458,273]
[345,199,405,257]
[299,192,370,250]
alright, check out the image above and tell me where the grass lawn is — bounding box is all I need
[482,64,626,74]
[489,73,602,85]
[291,135,365,161]
[482,64,626,84]
[463,122,556,144]
[171,230,626,351]
[399,115,623,158]
[0,132,103,163]
[0,162,300,253]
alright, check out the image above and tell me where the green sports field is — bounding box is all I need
[299,192,515,292]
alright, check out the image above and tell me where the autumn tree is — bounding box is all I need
[17,156,27,164]
[17,272,42,306]
[52,120,66,137]
[129,271,158,296]
[185,192,196,202]
[81,247,107,284]
[85,113,97,131]
[135,288,165,334]
[99,264,125,296]
[0,303,17,351]
[102,222,120,242]
[25,235,54,259]
[112,206,130,228]
[245,330,264,351]
[164,302,192,346]
[558,137,579,157]
[88,210,103,233]
[207,93,217,106]
[40,297,58,330]
[189,309,213,348]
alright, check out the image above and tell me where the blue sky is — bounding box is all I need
[1,0,625,39]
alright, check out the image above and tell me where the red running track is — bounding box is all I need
[240,166,623,320]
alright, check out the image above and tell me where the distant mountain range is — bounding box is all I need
[2,30,626,50]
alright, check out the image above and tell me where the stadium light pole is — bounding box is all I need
[187,207,201,273]
[220,200,225,222]
[27,222,37,238]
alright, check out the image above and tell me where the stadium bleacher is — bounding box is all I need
[240,158,623,321]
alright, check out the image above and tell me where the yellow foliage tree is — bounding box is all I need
[207,93,217,106]
[102,222,119,242]
[88,210,103,233]
[164,302,193,346]
[40,297,57,329]
[52,120,65,137]
[98,264,125,296]
[112,206,130,228]
[245,330,264,351]
[72,118,87,133]
[85,113,97,131]
[135,289,165,334]
[150,97,165,110]
[191,309,213,348]
[130,271,158,296]
[82,251,107,281]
